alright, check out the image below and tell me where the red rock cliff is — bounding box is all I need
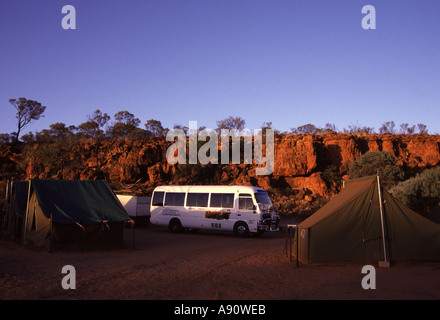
[1,133,439,214]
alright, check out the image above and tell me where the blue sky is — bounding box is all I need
[1,0,440,136]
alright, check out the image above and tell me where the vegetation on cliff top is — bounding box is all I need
[1,98,439,216]
[0,97,434,143]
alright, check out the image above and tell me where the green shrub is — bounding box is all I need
[391,166,440,214]
[322,165,341,189]
[347,151,404,190]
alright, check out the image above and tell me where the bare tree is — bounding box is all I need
[417,123,428,134]
[216,116,246,134]
[399,123,416,134]
[379,121,396,134]
[9,97,46,142]
[324,123,337,133]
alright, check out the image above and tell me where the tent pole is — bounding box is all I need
[285,225,293,260]
[3,180,10,234]
[377,175,390,268]
[288,226,292,262]
[22,180,32,246]
[295,226,299,267]
[50,213,53,252]
[5,179,9,207]
[5,179,9,200]
[132,219,136,250]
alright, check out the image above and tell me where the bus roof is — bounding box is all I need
[152,185,268,194]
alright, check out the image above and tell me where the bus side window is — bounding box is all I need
[186,193,209,207]
[165,192,186,206]
[238,193,256,210]
[152,191,165,206]
[210,193,234,208]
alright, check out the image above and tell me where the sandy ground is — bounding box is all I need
[1,218,440,301]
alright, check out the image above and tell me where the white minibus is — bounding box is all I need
[150,185,280,236]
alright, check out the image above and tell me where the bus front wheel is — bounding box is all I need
[169,219,183,233]
[234,222,250,237]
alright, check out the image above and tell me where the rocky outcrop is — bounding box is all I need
[273,135,317,176]
[1,133,439,215]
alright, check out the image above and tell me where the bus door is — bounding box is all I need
[237,193,258,229]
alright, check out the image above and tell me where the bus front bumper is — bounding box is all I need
[257,216,280,232]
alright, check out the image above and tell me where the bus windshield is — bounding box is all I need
[254,191,273,210]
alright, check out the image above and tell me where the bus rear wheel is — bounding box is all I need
[234,222,250,237]
[169,219,183,233]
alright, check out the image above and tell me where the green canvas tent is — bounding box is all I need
[295,176,440,264]
[23,180,131,249]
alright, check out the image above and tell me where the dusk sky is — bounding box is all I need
[1,0,440,136]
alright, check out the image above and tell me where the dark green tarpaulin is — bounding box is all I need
[31,179,129,224]
[295,176,440,264]
[23,180,131,249]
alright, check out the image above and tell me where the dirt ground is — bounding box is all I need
[1,218,440,301]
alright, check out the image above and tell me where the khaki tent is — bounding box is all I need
[295,176,440,264]
[23,180,131,250]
